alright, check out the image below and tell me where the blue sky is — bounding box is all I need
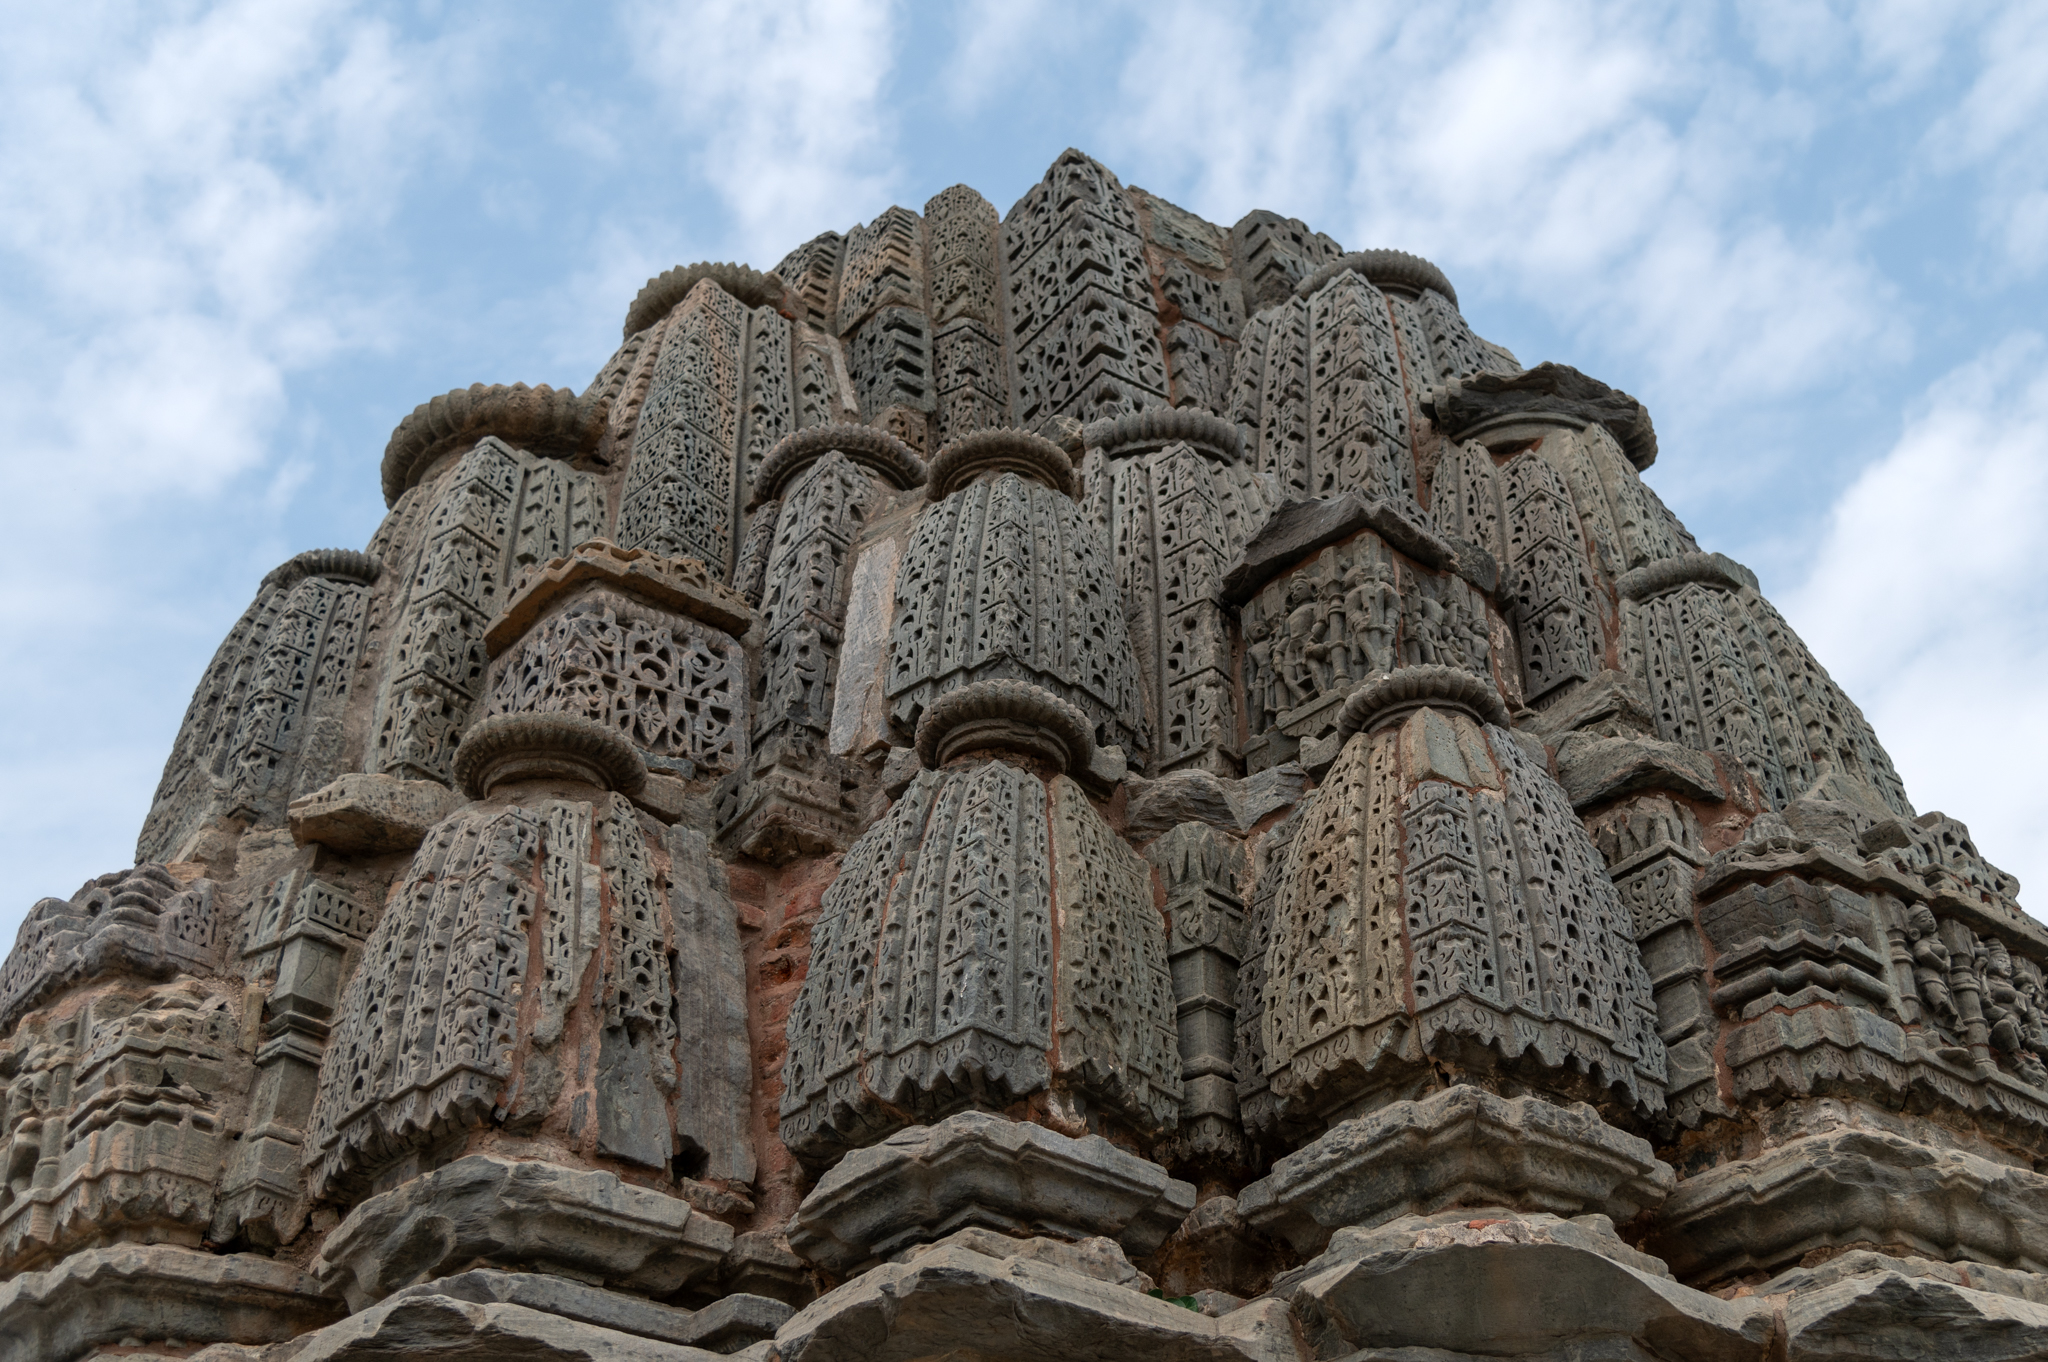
[3,0,2046,941]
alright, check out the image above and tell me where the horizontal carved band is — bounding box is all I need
[1294,248,1458,305]
[1083,406,1242,463]
[927,428,1077,500]
[750,422,927,507]
[1335,665,1512,743]
[264,549,381,591]
[914,679,1095,773]
[380,383,606,507]
[623,261,784,338]
[1616,552,1759,603]
[452,712,648,799]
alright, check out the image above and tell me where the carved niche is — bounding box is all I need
[1243,668,1667,1141]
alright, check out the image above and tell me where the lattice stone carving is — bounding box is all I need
[848,305,934,418]
[368,437,603,785]
[779,763,1178,1168]
[1092,439,1273,775]
[307,790,747,1198]
[1621,557,1911,815]
[775,232,845,331]
[482,589,746,779]
[1003,151,1168,428]
[1247,688,1667,1132]
[616,278,795,579]
[887,471,1145,755]
[0,865,220,1033]
[139,552,376,863]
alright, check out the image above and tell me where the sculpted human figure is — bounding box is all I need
[1245,613,1279,731]
[1907,904,1959,1025]
[1364,561,1399,675]
[1282,578,1320,709]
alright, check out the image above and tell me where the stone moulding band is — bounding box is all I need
[1294,248,1458,305]
[1335,664,1513,743]
[750,422,927,507]
[925,428,1077,500]
[1082,406,1243,463]
[451,712,649,799]
[1615,551,1760,603]
[263,548,381,591]
[378,382,607,507]
[622,261,784,338]
[914,679,1095,773]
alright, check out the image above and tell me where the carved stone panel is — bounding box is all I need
[1250,700,1666,1133]
[369,438,604,785]
[1098,441,1273,775]
[1003,151,1168,428]
[139,552,377,863]
[617,278,795,579]
[835,206,924,337]
[1622,560,1912,814]
[887,471,1146,756]
[0,866,220,1033]
[306,791,748,1199]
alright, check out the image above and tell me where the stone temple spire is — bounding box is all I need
[2,147,2044,1360]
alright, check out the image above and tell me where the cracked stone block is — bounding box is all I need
[1237,1087,1673,1256]
[1779,1261,2048,1362]
[1272,1208,1769,1361]
[1554,732,1722,809]
[282,1293,732,1361]
[788,1110,1196,1276]
[1647,1128,2048,1285]
[0,1245,339,1362]
[772,1239,1298,1362]
[383,1271,790,1354]
[315,1156,733,1311]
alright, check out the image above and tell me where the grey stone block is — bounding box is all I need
[1125,763,1309,841]
[789,1110,1196,1275]
[287,1293,732,1361]
[1274,1209,1769,1361]
[0,1245,338,1362]
[1421,361,1658,470]
[771,1239,1298,1362]
[1237,1087,1673,1256]
[1555,733,1722,809]
[316,1155,733,1311]
[1781,1263,2048,1362]
[287,772,461,854]
[386,1271,791,1353]
[1648,1128,2048,1284]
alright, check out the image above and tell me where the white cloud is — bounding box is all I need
[1784,333,2048,902]
[1099,0,1900,421]
[0,0,463,936]
[1924,2,2048,276]
[622,0,902,253]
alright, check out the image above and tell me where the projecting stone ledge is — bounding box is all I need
[314,1155,734,1312]
[788,1110,1197,1276]
[772,1231,1297,1362]
[1219,493,1487,606]
[1270,1209,1770,1361]
[0,1244,339,1362]
[1236,1086,1674,1256]
[288,772,463,854]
